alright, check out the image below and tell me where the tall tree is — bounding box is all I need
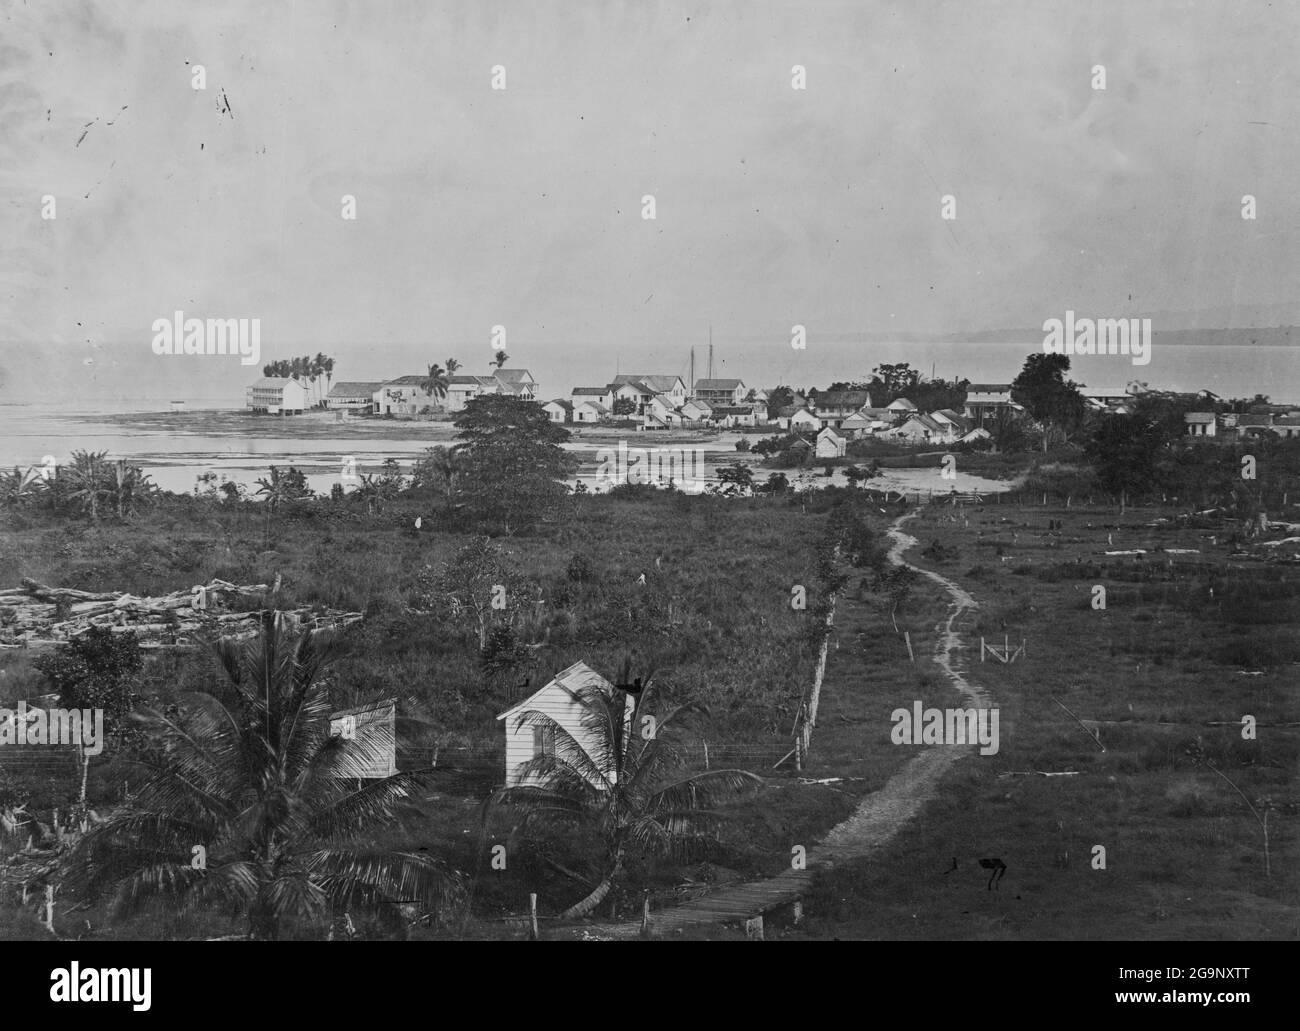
[1011,353,1086,451]
[492,349,509,370]
[869,363,921,405]
[422,364,449,406]
[452,394,574,533]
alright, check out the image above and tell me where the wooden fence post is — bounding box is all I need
[904,631,915,664]
[44,884,54,934]
[702,739,710,770]
[980,636,985,662]
[529,893,538,941]
[641,892,651,938]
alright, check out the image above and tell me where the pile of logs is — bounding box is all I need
[0,578,363,649]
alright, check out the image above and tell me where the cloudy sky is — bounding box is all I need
[1,0,1297,402]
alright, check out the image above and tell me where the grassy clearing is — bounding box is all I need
[777,499,1299,941]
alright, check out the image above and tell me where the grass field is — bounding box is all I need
[1,486,1295,939]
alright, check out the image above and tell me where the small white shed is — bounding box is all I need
[496,661,618,788]
[328,699,397,778]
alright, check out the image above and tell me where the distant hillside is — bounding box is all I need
[931,326,1300,347]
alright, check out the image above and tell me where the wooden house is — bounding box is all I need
[246,377,310,415]
[496,661,619,788]
[815,427,847,458]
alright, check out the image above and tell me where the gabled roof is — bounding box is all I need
[841,412,873,425]
[248,377,302,388]
[901,413,944,432]
[329,381,385,396]
[494,369,534,385]
[683,398,713,411]
[571,386,610,396]
[1184,412,1215,423]
[612,374,682,393]
[544,398,572,410]
[694,378,744,391]
[575,400,609,414]
[816,390,872,409]
[817,426,845,441]
[496,661,613,721]
[382,375,428,386]
[886,397,917,410]
[789,405,819,419]
[450,375,496,386]
[1237,415,1274,426]
[967,383,1012,393]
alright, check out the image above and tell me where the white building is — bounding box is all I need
[326,381,384,414]
[373,375,431,416]
[246,377,310,415]
[542,399,572,423]
[815,427,847,458]
[496,661,621,788]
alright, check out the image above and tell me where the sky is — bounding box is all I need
[1,0,1297,403]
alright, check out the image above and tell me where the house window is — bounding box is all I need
[532,724,556,758]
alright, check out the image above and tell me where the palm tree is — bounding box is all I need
[62,611,462,940]
[312,352,328,406]
[484,660,760,920]
[445,357,461,376]
[492,349,509,370]
[322,355,336,402]
[422,364,449,407]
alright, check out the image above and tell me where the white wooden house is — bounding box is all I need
[573,400,608,423]
[839,411,875,439]
[570,386,614,409]
[815,427,847,458]
[1184,412,1216,437]
[543,399,572,423]
[680,398,713,423]
[496,661,622,788]
[789,406,821,432]
[693,378,747,406]
[326,381,384,414]
[373,376,431,415]
[246,377,310,415]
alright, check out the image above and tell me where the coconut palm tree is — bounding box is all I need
[484,660,760,920]
[445,357,461,376]
[492,349,509,370]
[62,611,462,940]
[422,364,449,407]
